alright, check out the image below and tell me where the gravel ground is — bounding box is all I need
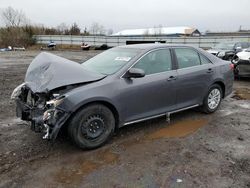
[0,50,250,188]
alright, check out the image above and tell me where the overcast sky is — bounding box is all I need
[1,0,250,33]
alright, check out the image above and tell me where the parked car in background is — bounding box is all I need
[0,46,25,52]
[207,42,250,61]
[94,44,109,50]
[0,46,12,52]
[232,47,250,77]
[41,41,57,50]
[11,44,234,149]
[47,41,56,49]
[13,47,25,51]
[81,42,90,50]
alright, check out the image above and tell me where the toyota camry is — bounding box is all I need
[11,44,234,149]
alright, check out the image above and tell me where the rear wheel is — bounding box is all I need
[68,104,115,149]
[201,84,222,113]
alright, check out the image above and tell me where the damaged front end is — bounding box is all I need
[11,83,69,140]
[11,52,105,141]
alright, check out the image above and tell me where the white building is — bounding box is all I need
[112,26,201,37]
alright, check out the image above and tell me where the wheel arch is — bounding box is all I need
[66,100,120,130]
[211,80,225,98]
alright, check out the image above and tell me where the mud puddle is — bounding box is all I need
[147,119,208,140]
[54,149,119,185]
[120,119,208,148]
[232,88,250,100]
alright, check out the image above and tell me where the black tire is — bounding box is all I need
[68,104,115,149]
[201,84,222,114]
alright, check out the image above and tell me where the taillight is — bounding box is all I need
[230,63,234,70]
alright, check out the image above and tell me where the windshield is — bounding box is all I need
[213,43,234,50]
[82,48,141,75]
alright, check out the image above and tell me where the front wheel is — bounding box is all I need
[201,84,222,113]
[68,104,115,149]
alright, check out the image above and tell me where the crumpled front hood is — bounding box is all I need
[25,52,105,93]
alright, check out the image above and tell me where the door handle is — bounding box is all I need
[167,75,177,81]
[207,68,213,73]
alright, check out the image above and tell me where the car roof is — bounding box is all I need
[117,43,221,63]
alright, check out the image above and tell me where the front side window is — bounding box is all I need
[175,48,201,69]
[133,49,172,75]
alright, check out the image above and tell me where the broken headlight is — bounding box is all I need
[46,95,65,108]
[11,83,26,100]
[43,95,66,123]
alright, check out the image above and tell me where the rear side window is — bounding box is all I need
[174,48,201,69]
[200,54,211,65]
[133,49,172,75]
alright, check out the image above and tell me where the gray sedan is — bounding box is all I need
[11,44,234,149]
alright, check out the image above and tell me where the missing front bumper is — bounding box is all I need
[16,98,69,140]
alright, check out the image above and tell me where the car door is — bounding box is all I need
[118,48,177,123]
[173,47,214,109]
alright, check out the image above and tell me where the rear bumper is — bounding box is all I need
[225,82,233,98]
[224,70,234,98]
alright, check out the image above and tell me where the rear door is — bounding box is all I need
[119,48,177,123]
[173,47,214,109]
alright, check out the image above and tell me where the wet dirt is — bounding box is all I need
[232,88,250,100]
[54,149,120,185]
[1,51,250,188]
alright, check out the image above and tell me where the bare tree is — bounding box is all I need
[82,27,89,35]
[90,22,106,35]
[143,29,150,36]
[153,25,163,36]
[98,25,105,35]
[107,28,113,36]
[157,24,163,35]
[57,23,68,34]
[1,6,28,27]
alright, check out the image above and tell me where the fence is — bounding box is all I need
[35,35,250,49]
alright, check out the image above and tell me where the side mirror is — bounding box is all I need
[124,68,145,78]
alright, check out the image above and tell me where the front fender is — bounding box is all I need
[50,95,122,140]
